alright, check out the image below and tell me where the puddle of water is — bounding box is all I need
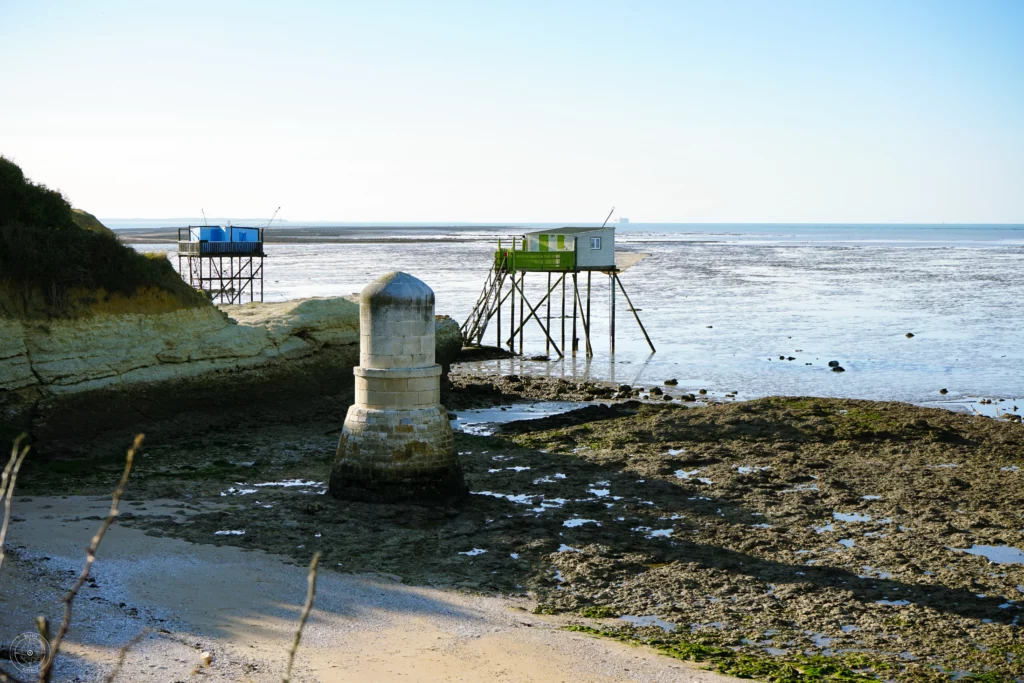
[861,495,882,500]
[458,548,487,556]
[781,483,819,493]
[833,512,872,523]
[1001,465,1020,472]
[214,530,245,536]
[557,544,580,553]
[510,553,520,559]
[587,488,611,497]
[736,465,771,474]
[675,469,701,480]
[751,523,772,529]
[619,615,677,632]
[858,566,893,579]
[453,402,583,436]
[809,633,834,647]
[220,487,258,496]
[925,463,959,469]
[875,599,911,606]
[667,448,686,456]
[839,539,855,548]
[841,625,859,633]
[814,523,835,533]
[954,544,1024,565]
[507,466,531,472]
[472,491,549,505]
[563,518,601,528]
[254,479,325,488]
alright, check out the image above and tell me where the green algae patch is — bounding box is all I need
[566,624,875,682]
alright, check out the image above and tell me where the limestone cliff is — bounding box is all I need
[0,297,461,397]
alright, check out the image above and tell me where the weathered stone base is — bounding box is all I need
[329,404,467,504]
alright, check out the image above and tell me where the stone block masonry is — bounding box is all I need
[329,272,467,503]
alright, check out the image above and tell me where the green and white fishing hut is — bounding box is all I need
[463,225,653,358]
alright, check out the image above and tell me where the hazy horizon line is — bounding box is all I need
[101,218,1024,227]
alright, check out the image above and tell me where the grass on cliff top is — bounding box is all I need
[0,155,207,318]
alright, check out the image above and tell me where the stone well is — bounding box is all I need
[328,272,466,503]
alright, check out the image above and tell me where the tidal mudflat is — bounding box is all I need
[7,373,1022,681]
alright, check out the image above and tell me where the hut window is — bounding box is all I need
[590,236,602,250]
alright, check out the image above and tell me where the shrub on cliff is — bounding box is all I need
[0,156,206,318]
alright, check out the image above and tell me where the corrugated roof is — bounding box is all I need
[523,226,614,236]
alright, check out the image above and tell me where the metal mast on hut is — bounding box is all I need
[460,220,654,357]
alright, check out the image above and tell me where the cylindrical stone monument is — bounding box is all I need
[329,272,467,503]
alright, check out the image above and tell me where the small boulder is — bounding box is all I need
[831,366,846,373]
[650,387,664,396]
[663,394,673,401]
[828,360,840,368]
[906,332,915,338]
[939,388,948,395]
[698,389,707,395]
[664,378,678,386]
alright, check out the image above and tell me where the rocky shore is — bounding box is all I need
[5,368,1022,681]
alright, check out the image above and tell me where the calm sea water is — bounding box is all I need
[132,223,1024,411]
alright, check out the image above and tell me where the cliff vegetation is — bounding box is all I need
[0,156,207,319]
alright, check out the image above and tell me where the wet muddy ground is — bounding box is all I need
[10,373,1024,681]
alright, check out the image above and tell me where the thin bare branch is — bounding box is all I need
[101,628,151,683]
[0,436,30,572]
[283,551,321,683]
[37,434,143,683]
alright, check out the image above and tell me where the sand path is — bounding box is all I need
[1,496,741,682]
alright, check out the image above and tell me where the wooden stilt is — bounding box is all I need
[509,268,515,353]
[518,272,524,355]
[586,271,592,357]
[496,274,502,348]
[609,272,616,353]
[571,273,578,355]
[560,275,566,355]
[545,272,551,356]
[614,274,655,353]
[504,274,564,357]
[573,278,593,357]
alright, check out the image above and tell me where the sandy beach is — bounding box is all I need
[1,495,736,682]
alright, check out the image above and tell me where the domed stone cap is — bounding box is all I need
[360,272,435,307]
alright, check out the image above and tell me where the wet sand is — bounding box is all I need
[0,497,733,682]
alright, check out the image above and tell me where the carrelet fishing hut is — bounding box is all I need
[177,225,265,304]
[461,226,654,357]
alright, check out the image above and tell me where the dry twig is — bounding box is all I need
[283,551,321,683]
[0,434,31,572]
[101,628,151,683]
[37,434,144,683]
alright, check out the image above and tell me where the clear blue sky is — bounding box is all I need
[1,0,1021,222]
